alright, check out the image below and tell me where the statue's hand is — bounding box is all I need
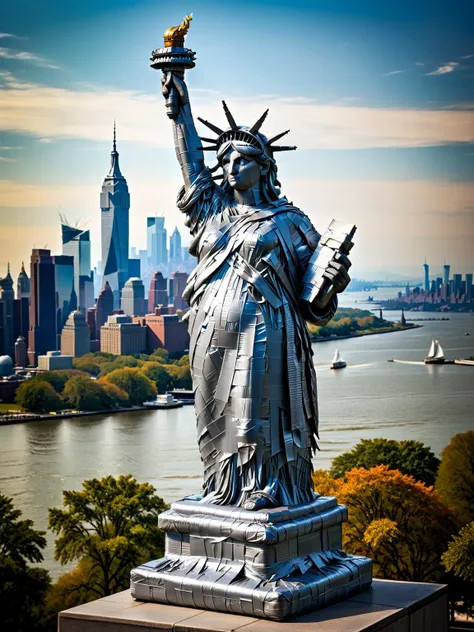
[161,72,190,118]
[323,257,351,294]
[311,256,351,312]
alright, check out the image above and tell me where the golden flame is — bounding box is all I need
[164,14,193,47]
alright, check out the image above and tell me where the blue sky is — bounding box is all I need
[1,0,473,280]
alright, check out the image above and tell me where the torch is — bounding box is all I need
[150,14,196,119]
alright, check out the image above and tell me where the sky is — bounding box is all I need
[0,0,473,282]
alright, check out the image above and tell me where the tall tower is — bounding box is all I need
[17,262,31,298]
[28,249,56,366]
[61,220,92,312]
[423,259,430,292]
[121,278,146,317]
[170,227,182,265]
[0,264,15,358]
[101,123,130,307]
[148,272,169,312]
[443,264,450,286]
[147,217,168,269]
[16,262,30,341]
[61,311,90,358]
[95,281,114,339]
[53,254,76,348]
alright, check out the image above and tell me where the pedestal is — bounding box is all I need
[59,580,448,632]
[130,495,372,620]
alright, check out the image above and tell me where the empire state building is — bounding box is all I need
[100,124,130,306]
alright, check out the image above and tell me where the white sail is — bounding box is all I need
[427,339,436,358]
[332,349,341,363]
[434,340,445,359]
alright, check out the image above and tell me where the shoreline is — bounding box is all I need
[0,405,155,427]
[0,325,420,425]
[311,323,421,343]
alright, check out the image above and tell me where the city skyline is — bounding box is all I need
[0,0,473,278]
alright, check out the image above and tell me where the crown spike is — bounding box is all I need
[267,129,290,145]
[222,101,238,129]
[197,117,224,135]
[199,136,218,144]
[271,145,297,152]
[249,109,269,134]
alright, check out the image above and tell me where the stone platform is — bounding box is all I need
[130,496,372,620]
[59,579,448,632]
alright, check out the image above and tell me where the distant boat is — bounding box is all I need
[425,339,446,364]
[143,393,183,409]
[465,332,470,336]
[331,349,347,370]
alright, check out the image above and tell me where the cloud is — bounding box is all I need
[0,156,16,162]
[0,33,22,39]
[0,47,60,70]
[460,54,474,60]
[0,73,474,151]
[426,62,459,76]
[385,69,408,76]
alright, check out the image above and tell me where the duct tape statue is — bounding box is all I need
[131,15,372,620]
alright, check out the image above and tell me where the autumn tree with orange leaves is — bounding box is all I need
[313,465,457,582]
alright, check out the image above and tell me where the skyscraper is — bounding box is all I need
[466,273,473,303]
[53,254,76,348]
[148,272,168,312]
[0,265,15,358]
[95,281,114,339]
[121,278,146,317]
[101,124,130,306]
[443,264,450,286]
[169,271,188,310]
[170,227,182,264]
[17,262,30,298]
[61,311,90,358]
[453,273,462,298]
[28,249,56,366]
[147,217,167,268]
[61,220,93,311]
[423,260,430,292]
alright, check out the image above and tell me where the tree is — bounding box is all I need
[442,522,474,621]
[100,368,156,405]
[0,494,50,631]
[141,361,175,394]
[98,355,143,378]
[102,382,129,407]
[442,522,474,583]
[48,475,167,597]
[330,438,440,486]
[63,375,110,411]
[15,380,63,414]
[150,348,169,363]
[436,431,474,526]
[31,370,88,393]
[314,465,456,582]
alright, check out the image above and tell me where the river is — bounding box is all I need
[0,288,473,578]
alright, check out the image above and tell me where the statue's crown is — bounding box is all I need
[198,102,297,157]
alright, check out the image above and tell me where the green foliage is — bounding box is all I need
[141,361,175,394]
[307,307,403,339]
[48,475,167,597]
[330,438,440,486]
[15,380,63,414]
[31,370,88,393]
[100,367,156,405]
[62,375,128,411]
[0,494,51,631]
[436,431,474,526]
[73,353,115,377]
[98,356,144,378]
[150,348,169,363]
[442,522,474,582]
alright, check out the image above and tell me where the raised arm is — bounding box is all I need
[161,73,206,190]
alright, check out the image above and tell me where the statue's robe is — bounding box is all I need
[178,168,337,506]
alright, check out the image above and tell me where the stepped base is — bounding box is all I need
[131,496,372,620]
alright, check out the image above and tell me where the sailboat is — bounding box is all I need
[425,339,446,364]
[331,349,347,370]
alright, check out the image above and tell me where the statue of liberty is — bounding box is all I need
[131,17,370,620]
[157,16,351,511]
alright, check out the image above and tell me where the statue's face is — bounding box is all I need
[222,149,261,191]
